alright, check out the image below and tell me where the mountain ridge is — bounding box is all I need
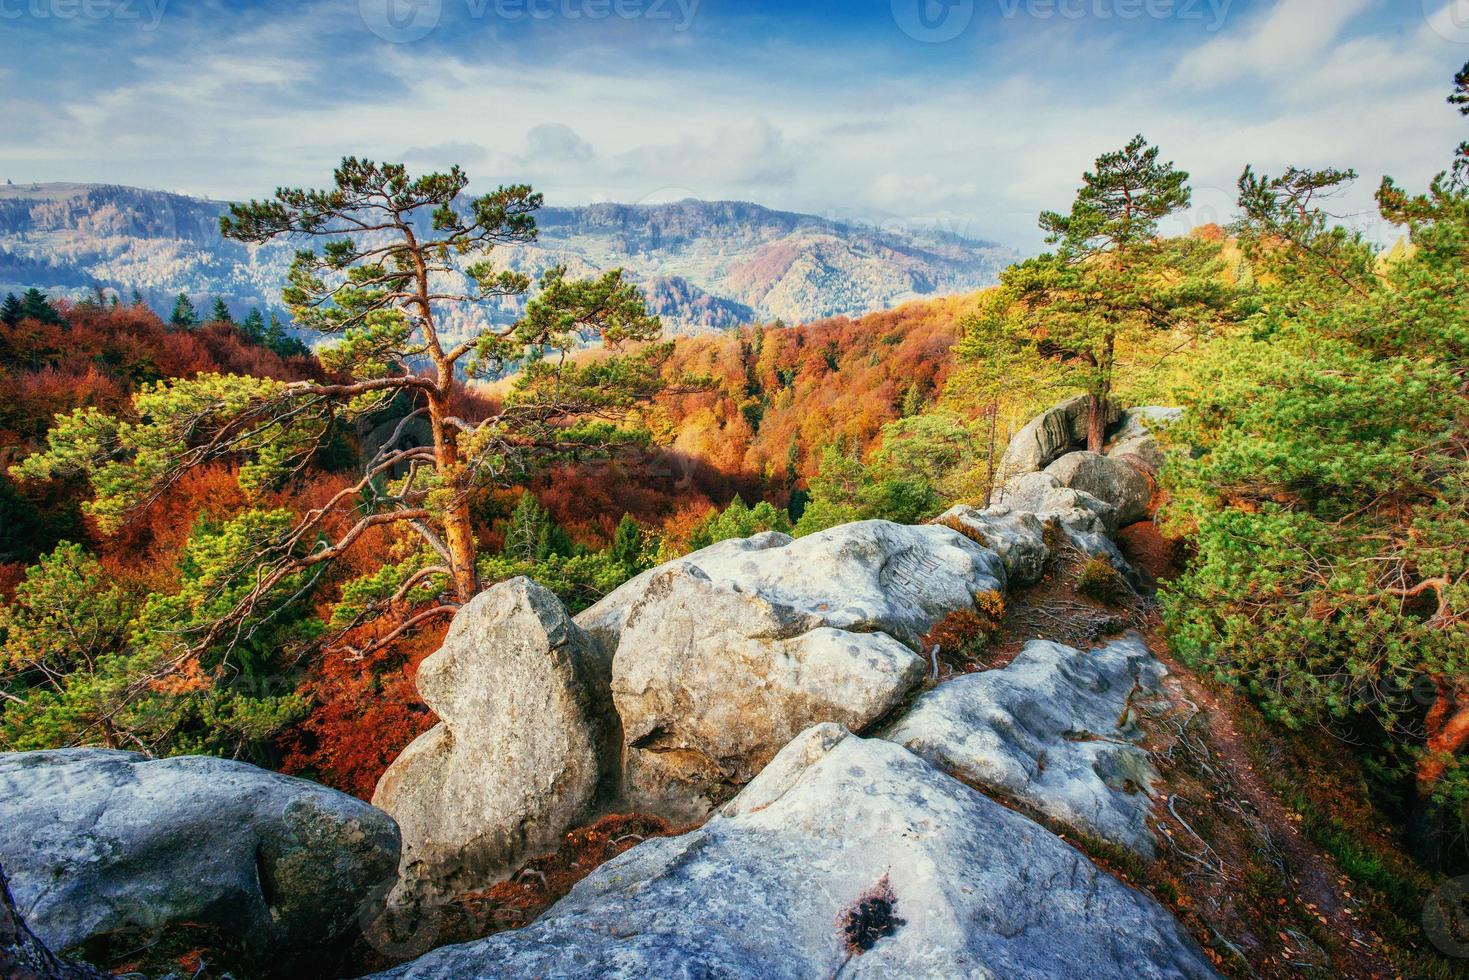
[0,182,1015,337]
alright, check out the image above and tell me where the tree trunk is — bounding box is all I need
[1087,330,1116,453]
[983,401,999,506]
[1087,392,1107,453]
[429,392,480,603]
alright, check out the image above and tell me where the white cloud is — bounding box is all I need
[2,0,1463,252]
[403,141,491,167]
[612,118,801,189]
[518,124,595,166]
[1173,0,1374,87]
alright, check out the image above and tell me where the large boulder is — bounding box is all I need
[1105,406,1184,472]
[603,521,1006,818]
[941,501,1143,594]
[0,749,399,970]
[1042,451,1153,528]
[999,394,1122,477]
[884,635,1165,854]
[371,725,1218,980]
[373,578,615,903]
[994,470,1121,534]
[935,505,1052,586]
[576,530,793,662]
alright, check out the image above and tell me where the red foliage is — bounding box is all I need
[278,618,443,800]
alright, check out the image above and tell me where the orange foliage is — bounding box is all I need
[654,294,978,487]
[278,617,443,800]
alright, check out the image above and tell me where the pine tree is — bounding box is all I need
[131,289,146,308]
[17,289,62,326]
[900,382,925,418]
[211,297,233,323]
[505,492,547,564]
[610,514,645,572]
[0,293,20,328]
[1163,69,1469,808]
[262,313,308,358]
[241,308,266,343]
[1010,135,1225,450]
[170,292,199,328]
[15,157,663,664]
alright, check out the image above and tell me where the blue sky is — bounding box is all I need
[1,0,1466,248]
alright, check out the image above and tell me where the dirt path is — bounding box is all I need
[1147,634,1399,978]
[976,521,1404,977]
[1118,523,1398,977]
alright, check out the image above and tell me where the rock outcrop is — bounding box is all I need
[576,530,794,662]
[1105,406,1184,472]
[999,394,1122,477]
[938,501,1143,593]
[0,749,399,968]
[599,521,1006,818]
[373,578,615,903]
[935,505,1052,586]
[1042,450,1153,528]
[372,725,1218,980]
[885,635,1165,854]
[993,471,1121,534]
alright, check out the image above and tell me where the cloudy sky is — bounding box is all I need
[2,0,1466,249]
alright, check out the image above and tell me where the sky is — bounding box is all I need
[1,0,1466,249]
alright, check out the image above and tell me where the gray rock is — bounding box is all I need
[1043,451,1153,528]
[1059,516,1147,593]
[885,635,1166,854]
[607,521,1006,818]
[935,505,1052,586]
[995,470,1121,534]
[1105,407,1184,472]
[0,749,399,966]
[1104,408,1186,467]
[1,864,105,980]
[371,725,1218,980]
[999,394,1122,477]
[576,530,793,663]
[373,578,613,903]
[939,500,1143,594]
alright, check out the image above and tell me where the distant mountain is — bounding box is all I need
[0,182,1015,338]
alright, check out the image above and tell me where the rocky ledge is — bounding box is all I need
[370,724,1215,980]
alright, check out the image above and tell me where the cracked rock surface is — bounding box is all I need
[588,521,1006,818]
[371,724,1217,980]
[373,577,615,903]
[885,634,1166,854]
